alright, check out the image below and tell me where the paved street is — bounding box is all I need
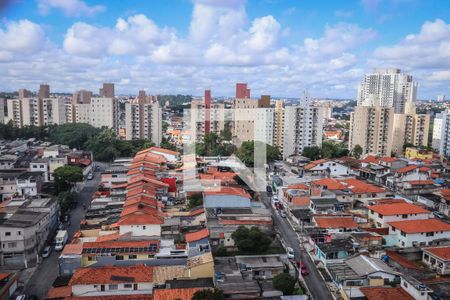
[24,164,105,299]
[261,192,333,300]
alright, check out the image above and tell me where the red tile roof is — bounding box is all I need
[379,157,398,163]
[124,195,158,208]
[121,204,158,218]
[340,178,385,194]
[219,219,272,225]
[423,246,450,260]
[69,265,153,285]
[287,184,309,190]
[406,180,435,185]
[314,216,358,229]
[46,286,72,299]
[360,287,414,300]
[385,250,421,270]
[149,146,180,156]
[368,203,429,216]
[189,208,205,216]
[396,165,418,174]
[62,243,83,255]
[361,155,379,163]
[203,187,250,198]
[311,178,344,190]
[95,233,121,242]
[154,288,202,300]
[65,295,151,300]
[388,219,450,234]
[0,273,10,281]
[304,159,328,170]
[185,228,210,243]
[118,211,164,225]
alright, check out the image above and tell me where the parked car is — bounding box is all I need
[433,211,445,219]
[266,186,272,193]
[298,261,309,276]
[287,247,295,259]
[42,246,52,258]
[271,195,278,203]
[15,295,26,300]
[87,173,94,180]
[279,211,287,218]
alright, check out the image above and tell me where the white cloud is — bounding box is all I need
[38,0,105,17]
[0,19,46,60]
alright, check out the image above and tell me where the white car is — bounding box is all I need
[271,195,278,202]
[42,246,52,258]
[279,211,287,218]
[287,247,295,259]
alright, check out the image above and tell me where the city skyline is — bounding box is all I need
[1,0,450,98]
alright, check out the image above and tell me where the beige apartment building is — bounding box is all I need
[349,105,394,156]
[6,99,22,127]
[190,99,226,142]
[125,97,162,145]
[42,97,67,125]
[21,98,42,127]
[232,98,259,146]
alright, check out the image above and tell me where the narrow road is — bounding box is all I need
[24,163,105,299]
[262,192,333,300]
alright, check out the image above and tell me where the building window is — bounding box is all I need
[115,255,124,260]
[426,232,434,237]
[109,284,118,290]
[129,254,137,259]
[124,284,132,288]
[5,232,10,236]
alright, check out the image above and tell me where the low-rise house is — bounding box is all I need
[203,187,252,209]
[350,232,383,251]
[386,165,431,190]
[101,166,128,189]
[368,202,430,228]
[15,171,43,196]
[302,159,350,177]
[397,179,439,196]
[149,147,180,164]
[327,254,400,288]
[360,286,414,300]
[185,228,210,257]
[388,219,450,247]
[235,255,286,280]
[312,215,358,233]
[0,155,18,170]
[0,170,23,201]
[29,158,50,182]
[80,240,160,267]
[69,265,154,297]
[0,209,51,268]
[309,193,340,214]
[422,246,450,275]
[313,238,355,264]
[58,243,83,276]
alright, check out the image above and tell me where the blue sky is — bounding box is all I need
[1,0,450,99]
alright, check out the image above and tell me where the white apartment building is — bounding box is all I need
[433,113,443,150]
[42,97,66,125]
[90,97,119,131]
[6,99,22,127]
[254,108,275,146]
[232,98,259,146]
[357,68,417,113]
[282,104,323,159]
[438,109,450,157]
[125,99,162,144]
[189,99,226,143]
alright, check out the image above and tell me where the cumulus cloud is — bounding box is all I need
[38,0,105,17]
[0,1,398,98]
[0,19,46,60]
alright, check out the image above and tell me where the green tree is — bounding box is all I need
[160,136,177,151]
[231,226,272,253]
[191,288,224,300]
[58,191,78,214]
[272,273,296,295]
[49,123,100,149]
[187,193,203,209]
[85,128,119,161]
[219,127,232,141]
[302,146,321,160]
[403,143,415,151]
[54,165,83,192]
[236,141,280,167]
[351,144,363,159]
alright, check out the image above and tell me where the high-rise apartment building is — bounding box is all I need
[100,83,115,98]
[18,89,31,99]
[190,90,225,142]
[433,113,443,150]
[236,83,251,99]
[357,68,417,114]
[72,90,92,105]
[89,97,119,130]
[21,98,42,127]
[6,99,21,127]
[349,105,394,156]
[437,110,450,157]
[280,95,323,159]
[125,94,162,144]
[42,97,67,125]
[39,84,50,99]
[232,97,259,146]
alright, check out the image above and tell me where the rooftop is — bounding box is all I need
[185,228,210,243]
[154,288,202,300]
[69,265,153,285]
[360,287,414,300]
[423,246,450,261]
[388,219,450,233]
[314,216,358,229]
[368,202,429,216]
